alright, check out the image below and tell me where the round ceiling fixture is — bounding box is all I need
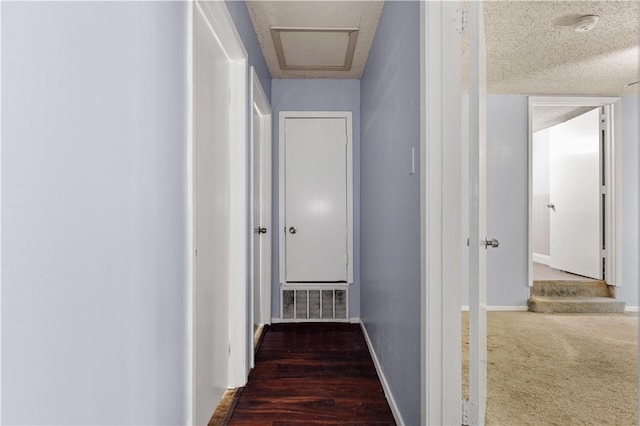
[573,15,600,32]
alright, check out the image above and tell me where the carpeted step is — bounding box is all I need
[532,280,610,298]
[528,295,625,314]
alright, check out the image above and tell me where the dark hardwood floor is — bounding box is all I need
[227,323,396,425]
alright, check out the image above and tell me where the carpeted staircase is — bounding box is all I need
[529,280,625,313]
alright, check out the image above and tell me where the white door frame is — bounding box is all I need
[467,2,488,424]
[527,96,621,288]
[420,2,463,425]
[278,111,354,286]
[249,67,272,332]
[187,1,248,423]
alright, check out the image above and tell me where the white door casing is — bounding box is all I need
[279,112,353,285]
[527,96,621,288]
[468,1,488,425]
[249,67,271,368]
[420,2,463,425]
[549,108,601,279]
[188,1,248,424]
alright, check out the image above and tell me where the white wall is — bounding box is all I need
[2,3,189,424]
[532,129,551,257]
[532,129,550,193]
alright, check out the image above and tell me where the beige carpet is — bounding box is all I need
[462,311,638,426]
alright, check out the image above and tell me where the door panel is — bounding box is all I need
[284,118,348,282]
[549,108,601,279]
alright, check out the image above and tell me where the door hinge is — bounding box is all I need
[460,8,469,34]
[462,398,478,426]
[462,398,469,426]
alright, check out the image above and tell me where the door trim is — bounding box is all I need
[527,96,621,288]
[187,1,249,423]
[249,67,272,331]
[278,111,354,286]
[420,2,464,425]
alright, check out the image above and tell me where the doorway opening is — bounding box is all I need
[528,96,623,313]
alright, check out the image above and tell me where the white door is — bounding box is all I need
[549,108,601,279]
[252,108,262,333]
[250,68,271,340]
[282,114,351,283]
[468,1,488,424]
[192,1,248,422]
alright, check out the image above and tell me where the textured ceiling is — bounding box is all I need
[246,1,637,141]
[532,105,598,132]
[484,1,639,96]
[246,1,383,78]
[248,1,638,99]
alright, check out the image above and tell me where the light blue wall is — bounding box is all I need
[270,79,361,319]
[486,96,531,307]
[2,2,188,424]
[359,2,421,424]
[617,97,639,308]
[225,0,271,100]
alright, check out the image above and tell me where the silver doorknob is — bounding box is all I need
[546,203,555,209]
[288,226,297,234]
[482,238,500,249]
[255,227,267,234]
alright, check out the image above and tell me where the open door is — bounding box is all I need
[467,1,489,425]
[548,108,601,279]
[528,97,621,289]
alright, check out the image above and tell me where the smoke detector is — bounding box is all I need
[573,15,600,32]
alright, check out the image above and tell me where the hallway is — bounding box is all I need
[226,323,395,425]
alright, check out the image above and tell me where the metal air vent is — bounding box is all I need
[281,286,348,322]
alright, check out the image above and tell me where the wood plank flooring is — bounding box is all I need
[228,323,396,425]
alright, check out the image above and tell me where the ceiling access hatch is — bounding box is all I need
[271,27,359,72]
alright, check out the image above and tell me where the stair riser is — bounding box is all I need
[532,281,610,298]
[529,298,625,314]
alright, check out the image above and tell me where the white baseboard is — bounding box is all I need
[533,253,550,265]
[349,317,361,324]
[360,322,404,426]
[461,306,528,312]
[625,306,639,313]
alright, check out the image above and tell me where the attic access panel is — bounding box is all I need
[271,27,359,71]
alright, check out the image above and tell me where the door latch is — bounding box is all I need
[482,238,500,249]
[255,227,267,234]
